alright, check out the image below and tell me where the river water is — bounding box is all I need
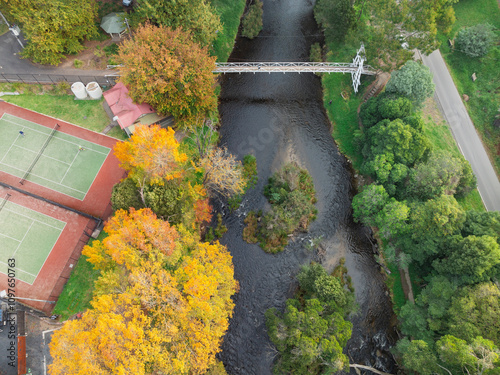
[217,0,397,373]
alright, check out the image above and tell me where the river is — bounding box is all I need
[217,0,397,373]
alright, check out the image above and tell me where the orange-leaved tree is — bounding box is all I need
[49,293,150,375]
[118,23,218,125]
[83,208,179,273]
[114,124,188,205]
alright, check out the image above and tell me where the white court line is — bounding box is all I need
[13,144,72,166]
[0,132,21,165]
[1,116,109,155]
[0,260,38,278]
[0,232,22,242]
[59,149,80,184]
[3,207,65,231]
[12,221,34,257]
[0,162,87,195]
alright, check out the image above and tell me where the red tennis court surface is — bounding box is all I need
[0,101,126,313]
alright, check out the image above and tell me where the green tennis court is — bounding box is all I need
[0,197,65,284]
[0,113,110,200]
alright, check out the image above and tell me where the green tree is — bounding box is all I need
[362,118,430,186]
[297,263,351,312]
[9,0,98,65]
[406,151,476,200]
[265,298,352,374]
[437,335,500,375]
[352,184,389,226]
[118,24,218,125]
[456,23,496,58]
[376,198,410,240]
[385,61,435,108]
[111,177,143,213]
[448,283,500,344]
[360,94,413,129]
[407,195,465,263]
[395,338,440,375]
[314,0,355,42]
[462,211,500,240]
[241,0,263,39]
[131,0,222,47]
[432,235,500,284]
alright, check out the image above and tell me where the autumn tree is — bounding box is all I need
[200,147,245,198]
[83,208,179,274]
[49,293,150,375]
[118,24,218,125]
[131,0,222,47]
[7,0,98,65]
[114,125,187,205]
[57,208,238,374]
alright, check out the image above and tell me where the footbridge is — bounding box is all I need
[214,44,376,93]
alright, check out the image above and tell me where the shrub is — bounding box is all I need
[310,42,322,62]
[241,0,263,39]
[73,59,84,68]
[54,81,70,95]
[455,23,496,58]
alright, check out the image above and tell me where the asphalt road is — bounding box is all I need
[421,49,500,212]
[0,31,109,77]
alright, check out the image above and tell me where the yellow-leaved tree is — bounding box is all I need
[50,208,238,374]
[49,293,150,375]
[114,124,188,205]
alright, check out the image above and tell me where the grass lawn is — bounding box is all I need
[438,0,500,177]
[421,99,486,212]
[1,88,127,140]
[52,232,104,320]
[211,0,246,62]
[386,262,405,313]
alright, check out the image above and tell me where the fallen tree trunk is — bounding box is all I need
[349,363,394,375]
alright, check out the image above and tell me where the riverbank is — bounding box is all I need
[319,35,486,315]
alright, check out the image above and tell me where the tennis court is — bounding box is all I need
[0,196,65,285]
[0,113,110,200]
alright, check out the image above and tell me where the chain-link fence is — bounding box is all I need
[0,73,118,87]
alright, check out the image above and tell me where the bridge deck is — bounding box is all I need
[214,62,376,75]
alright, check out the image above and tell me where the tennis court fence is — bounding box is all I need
[0,73,117,87]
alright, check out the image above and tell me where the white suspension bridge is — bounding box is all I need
[104,44,376,93]
[213,44,376,93]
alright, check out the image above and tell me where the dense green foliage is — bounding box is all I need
[455,23,496,58]
[111,177,191,226]
[385,61,435,108]
[131,0,222,47]
[7,0,98,65]
[242,163,317,253]
[241,0,263,39]
[266,263,353,374]
[314,0,354,42]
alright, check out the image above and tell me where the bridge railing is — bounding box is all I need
[214,62,376,75]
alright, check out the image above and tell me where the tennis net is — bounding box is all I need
[19,124,60,185]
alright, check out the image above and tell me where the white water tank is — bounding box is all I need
[85,81,103,100]
[71,82,87,99]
